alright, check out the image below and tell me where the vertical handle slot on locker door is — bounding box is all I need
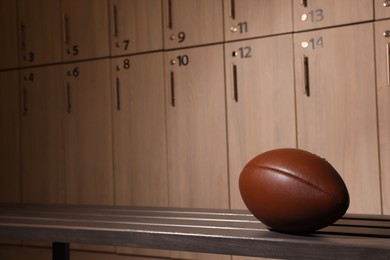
[386,43,390,87]
[168,0,173,29]
[22,87,28,116]
[115,77,121,110]
[63,14,70,44]
[232,64,238,102]
[170,71,175,107]
[113,4,119,38]
[301,0,308,7]
[66,82,72,113]
[229,0,236,19]
[20,23,26,50]
[303,55,310,96]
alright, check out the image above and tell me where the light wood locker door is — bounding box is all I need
[61,0,110,61]
[20,65,65,203]
[375,0,390,20]
[0,71,20,203]
[0,0,18,70]
[225,35,297,210]
[224,0,292,41]
[111,53,170,259]
[64,59,113,205]
[112,53,168,207]
[165,44,228,209]
[165,46,230,260]
[18,0,62,67]
[109,0,163,55]
[294,23,381,214]
[162,0,223,49]
[375,20,390,214]
[165,46,229,260]
[293,0,373,32]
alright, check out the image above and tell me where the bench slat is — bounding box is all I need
[0,204,389,259]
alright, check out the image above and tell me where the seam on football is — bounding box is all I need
[245,165,337,200]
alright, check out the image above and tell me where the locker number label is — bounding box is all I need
[170,32,186,43]
[233,46,252,59]
[231,21,249,34]
[24,52,35,62]
[178,32,186,43]
[23,73,34,82]
[238,21,248,33]
[123,59,130,69]
[176,55,189,66]
[301,9,324,23]
[301,36,324,50]
[67,45,79,56]
[68,67,80,77]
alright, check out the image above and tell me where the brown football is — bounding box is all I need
[239,148,349,233]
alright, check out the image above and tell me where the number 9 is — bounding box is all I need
[178,32,186,43]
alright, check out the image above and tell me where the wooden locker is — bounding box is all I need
[0,0,18,70]
[293,0,373,32]
[294,23,381,214]
[165,44,229,260]
[162,0,223,49]
[165,44,228,209]
[112,53,168,208]
[109,0,163,56]
[61,0,110,61]
[375,0,390,20]
[224,0,292,41]
[64,59,114,253]
[374,20,390,214]
[0,71,21,203]
[18,0,62,67]
[21,65,65,203]
[225,35,297,210]
[112,53,170,258]
[64,59,114,206]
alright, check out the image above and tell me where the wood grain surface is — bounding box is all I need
[0,204,389,259]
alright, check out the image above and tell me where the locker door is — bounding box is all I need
[64,59,113,205]
[20,65,65,203]
[109,0,163,55]
[112,53,168,207]
[294,24,381,214]
[111,53,170,258]
[0,71,21,203]
[375,0,390,20]
[293,0,373,32]
[0,0,18,70]
[225,35,297,210]
[165,46,230,260]
[165,44,228,209]
[224,0,292,41]
[62,0,110,61]
[165,46,229,260]
[18,0,62,66]
[162,0,223,49]
[375,20,390,214]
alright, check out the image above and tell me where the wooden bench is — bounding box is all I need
[0,204,389,260]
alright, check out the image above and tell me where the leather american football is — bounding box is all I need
[239,148,349,233]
